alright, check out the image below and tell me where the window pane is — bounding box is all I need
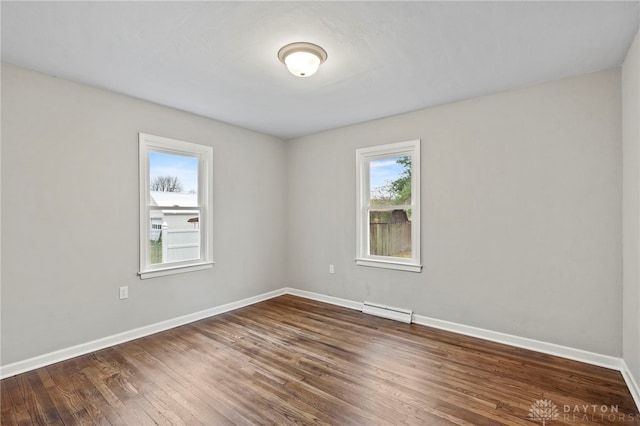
[149,210,201,264]
[369,156,411,206]
[149,151,198,207]
[369,209,412,258]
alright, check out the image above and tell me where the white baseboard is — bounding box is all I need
[285,287,363,311]
[286,288,620,369]
[411,314,622,371]
[0,288,286,379]
[621,359,640,412]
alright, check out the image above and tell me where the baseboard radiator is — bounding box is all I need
[362,301,413,324]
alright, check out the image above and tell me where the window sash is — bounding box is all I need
[356,140,421,272]
[145,206,204,267]
[139,133,213,279]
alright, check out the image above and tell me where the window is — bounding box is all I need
[356,139,421,272]
[139,133,213,279]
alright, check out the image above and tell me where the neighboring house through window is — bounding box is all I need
[356,139,421,272]
[139,133,213,279]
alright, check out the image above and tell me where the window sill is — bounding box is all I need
[355,258,422,273]
[138,262,214,280]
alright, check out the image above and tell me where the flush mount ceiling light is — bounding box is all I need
[278,42,328,77]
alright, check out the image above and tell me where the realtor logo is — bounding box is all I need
[528,399,560,425]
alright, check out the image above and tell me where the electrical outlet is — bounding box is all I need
[329,264,335,274]
[119,286,129,300]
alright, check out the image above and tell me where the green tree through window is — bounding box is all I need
[390,156,411,204]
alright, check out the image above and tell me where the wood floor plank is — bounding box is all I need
[22,370,65,426]
[233,303,535,422]
[46,357,118,425]
[2,377,32,426]
[1,294,638,425]
[153,328,328,425]
[83,352,170,426]
[122,340,239,425]
[0,381,18,426]
[186,322,389,424]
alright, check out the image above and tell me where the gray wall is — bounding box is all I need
[1,62,628,367]
[1,64,288,364]
[287,69,622,356]
[623,28,640,386]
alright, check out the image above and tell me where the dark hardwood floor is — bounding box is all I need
[1,295,638,425]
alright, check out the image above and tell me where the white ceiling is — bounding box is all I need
[2,1,639,140]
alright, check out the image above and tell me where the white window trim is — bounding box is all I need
[138,133,214,279]
[355,139,422,273]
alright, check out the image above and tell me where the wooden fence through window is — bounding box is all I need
[370,222,411,257]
